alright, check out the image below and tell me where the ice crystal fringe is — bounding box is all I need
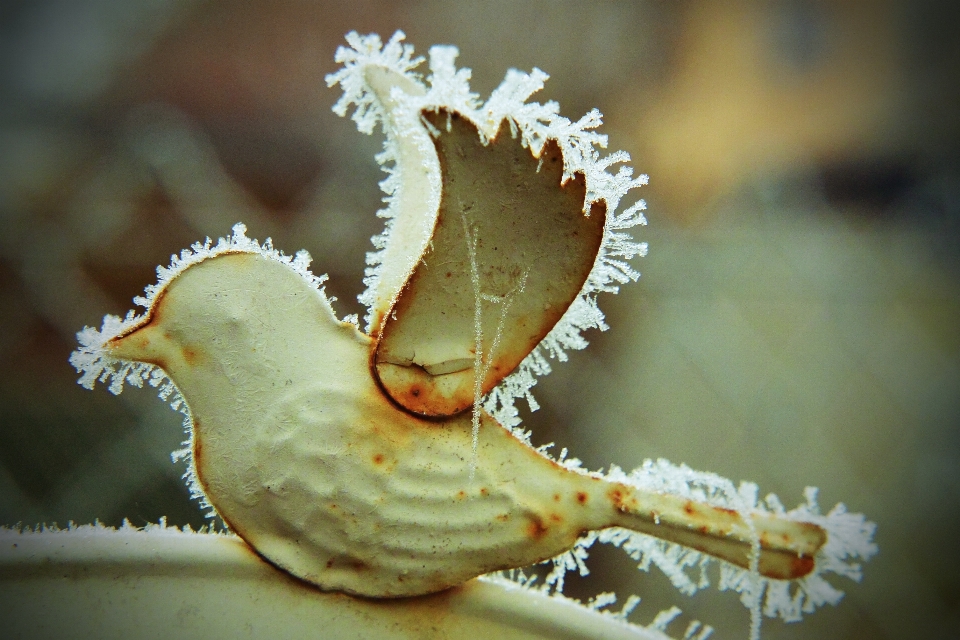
[480,573,709,640]
[2,517,227,537]
[69,223,331,521]
[325,31,649,430]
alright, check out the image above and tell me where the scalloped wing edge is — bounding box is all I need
[326,31,649,428]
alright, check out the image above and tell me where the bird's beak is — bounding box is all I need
[107,321,178,370]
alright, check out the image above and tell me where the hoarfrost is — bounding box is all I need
[532,458,877,639]
[326,31,649,427]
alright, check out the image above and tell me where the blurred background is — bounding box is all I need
[1,1,958,638]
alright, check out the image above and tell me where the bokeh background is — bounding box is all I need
[1,1,958,638]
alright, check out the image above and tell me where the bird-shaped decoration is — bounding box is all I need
[71,31,875,634]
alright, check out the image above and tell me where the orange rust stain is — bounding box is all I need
[329,503,338,510]
[372,454,385,465]
[553,494,561,502]
[699,525,709,534]
[549,513,562,523]
[480,487,489,497]
[716,506,738,516]
[181,345,205,366]
[576,492,588,505]
[790,555,815,578]
[526,515,549,541]
[457,490,466,499]
[608,488,628,513]
[192,422,203,461]
[326,559,334,568]
[496,514,509,522]
[684,501,695,515]
[107,289,169,367]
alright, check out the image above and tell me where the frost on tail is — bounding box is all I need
[532,458,877,639]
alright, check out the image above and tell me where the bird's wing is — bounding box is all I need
[374,108,604,418]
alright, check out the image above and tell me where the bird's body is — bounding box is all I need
[109,252,824,597]
[70,33,875,627]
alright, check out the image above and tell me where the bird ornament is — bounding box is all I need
[71,32,875,637]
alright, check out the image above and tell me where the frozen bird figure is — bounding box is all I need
[71,32,876,636]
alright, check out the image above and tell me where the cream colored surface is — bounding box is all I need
[0,526,663,640]
[358,64,439,334]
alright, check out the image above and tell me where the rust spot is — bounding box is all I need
[576,492,588,505]
[526,515,549,541]
[446,272,452,278]
[715,506,738,517]
[790,555,815,578]
[192,420,203,462]
[684,501,695,515]
[329,503,338,509]
[608,488,627,513]
[372,454,385,465]
[496,514,509,522]
[106,289,169,368]
[549,513,562,523]
[700,525,709,534]
[480,487,489,497]
[553,494,561,502]
[411,388,420,397]
[326,559,334,568]
[457,490,466,499]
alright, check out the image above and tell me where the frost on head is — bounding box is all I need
[68,223,333,521]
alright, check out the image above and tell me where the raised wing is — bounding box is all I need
[374,109,605,417]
